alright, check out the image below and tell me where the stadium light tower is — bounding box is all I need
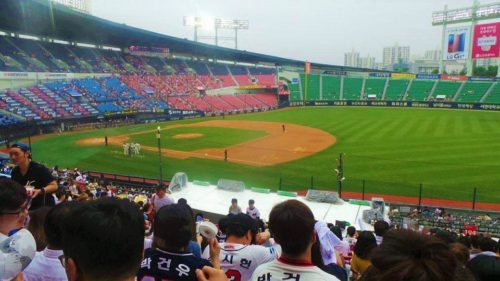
[183,16,215,43]
[184,16,249,49]
[51,0,92,14]
[215,19,249,49]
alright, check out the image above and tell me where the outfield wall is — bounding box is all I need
[285,100,500,111]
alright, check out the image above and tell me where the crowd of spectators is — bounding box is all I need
[0,155,499,281]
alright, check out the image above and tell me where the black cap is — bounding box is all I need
[249,199,255,205]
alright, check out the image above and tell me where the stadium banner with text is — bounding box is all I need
[1,72,109,80]
[463,225,478,236]
[239,84,276,90]
[286,100,500,111]
[323,70,347,76]
[369,72,391,78]
[347,71,370,78]
[441,75,468,81]
[472,22,500,59]
[1,72,37,80]
[444,26,471,60]
[416,74,441,80]
[391,73,416,79]
[468,76,496,81]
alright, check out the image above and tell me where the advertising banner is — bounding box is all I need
[444,26,470,60]
[323,70,347,76]
[472,22,500,59]
[369,72,391,78]
[463,225,478,236]
[391,73,416,79]
[416,74,441,80]
[469,76,495,81]
[441,75,468,81]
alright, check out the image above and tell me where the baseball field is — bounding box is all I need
[31,106,500,205]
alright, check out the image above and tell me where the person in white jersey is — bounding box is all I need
[151,185,175,212]
[251,200,340,281]
[203,214,279,281]
[246,199,261,220]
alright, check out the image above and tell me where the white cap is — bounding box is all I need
[0,229,36,281]
[198,221,218,240]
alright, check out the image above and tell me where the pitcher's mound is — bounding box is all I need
[172,133,204,139]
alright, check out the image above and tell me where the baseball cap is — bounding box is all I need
[249,199,255,205]
[0,229,36,281]
[10,143,30,152]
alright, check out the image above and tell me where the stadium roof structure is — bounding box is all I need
[0,0,384,72]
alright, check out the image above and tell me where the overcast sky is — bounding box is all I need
[91,0,498,65]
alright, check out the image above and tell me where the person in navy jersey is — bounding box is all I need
[9,143,57,210]
[137,203,221,281]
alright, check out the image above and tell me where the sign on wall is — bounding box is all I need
[472,22,500,59]
[444,26,471,60]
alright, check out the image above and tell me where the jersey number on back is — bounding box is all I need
[225,269,242,281]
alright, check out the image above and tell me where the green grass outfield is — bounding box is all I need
[31,107,500,203]
[128,127,266,151]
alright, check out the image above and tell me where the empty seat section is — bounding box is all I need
[322,76,341,100]
[300,74,320,100]
[455,82,492,103]
[484,83,500,103]
[343,77,363,100]
[385,79,409,100]
[431,81,462,100]
[364,78,386,99]
[11,37,62,72]
[406,80,435,101]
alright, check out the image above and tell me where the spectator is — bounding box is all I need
[9,143,58,210]
[361,229,458,281]
[0,178,36,281]
[142,202,155,223]
[151,186,175,212]
[330,225,349,258]
[373,221,389,245]
[470,235,483,260]
[311,235,347,281]
[345,226,357,245]
[229,198,242,215]
[67,179,79,196]
[216,217,229,243]
[137,204,219,281]
[251,199,339,281]
[449,242,476,281]
[60,198,144,281]
[246,199,261,220]
[202,213,278,281]
[469,237,500,281]
[26,207,52,251]
[23,203,75,281]
[351,231,377,280]
[54,189,68,205]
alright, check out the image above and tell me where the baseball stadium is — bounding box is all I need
[0,0,499,237]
